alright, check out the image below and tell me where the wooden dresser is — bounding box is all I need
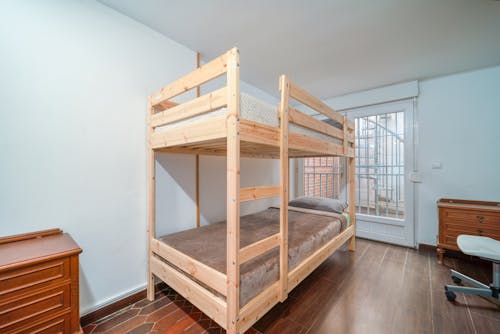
[437,198,500,264]
[0,229,83,333]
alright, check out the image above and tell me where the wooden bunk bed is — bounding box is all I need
[146,47,356,334]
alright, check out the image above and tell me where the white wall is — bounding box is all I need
[319,66,500,246]
[0,0,278,315]
[417,65,500,245]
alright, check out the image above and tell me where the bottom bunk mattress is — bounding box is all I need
[158,206,349,306]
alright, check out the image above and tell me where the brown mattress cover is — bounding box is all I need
[159,207,347,306]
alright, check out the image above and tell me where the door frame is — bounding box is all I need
[343,99,416,247]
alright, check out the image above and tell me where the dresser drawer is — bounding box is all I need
[0,258,70,302]
[442,226,500,247]
[442,209,500,229]
[18,313,71,334]
[0,284,70,333]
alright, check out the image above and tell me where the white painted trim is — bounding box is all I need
[347,99,416,248]
[325,81,419,112]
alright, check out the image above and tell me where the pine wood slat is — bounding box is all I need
[288,80,344,125]
[239,282,280,333]
[150,256,227,328]
[150,115,227,149]
[288,132,353,157]
[195,52,201,229]
[348,157,356,251]
[239,120,280,147]
[225,47,241,334]
[147,98,156,301]
[150,87,227,128]
[240,186,280,202]
[150,238,227,296]
[279,75,289,302]
[239,233,280,264]
[288,225,355,291]
[150,51,229,111]
[288,108,344,141]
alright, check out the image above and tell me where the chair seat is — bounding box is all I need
[457,235,500,262]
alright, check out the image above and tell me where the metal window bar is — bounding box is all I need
[303,157,342,199]
[354,112,405,219]
[305,112,405,219]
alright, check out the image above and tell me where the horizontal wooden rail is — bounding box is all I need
[239,233,280,264]
[239,281,280,333]
[289,132,348,157]
[150,115,227,149]
[150,238,227,296]
[239,120,280,146]
[288,225,355,291]
[288,80,344,125]
[150,256,227,328]
[288,108,344,141]
[150,87,228,128]
[150,50,230,111]
[240,185,280,202]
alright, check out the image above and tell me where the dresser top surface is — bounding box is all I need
[438,198,500,212]
[0,232,82,270]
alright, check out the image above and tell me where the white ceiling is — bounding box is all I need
[98,0,500,99]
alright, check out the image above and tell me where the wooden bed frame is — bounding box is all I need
[146,48,356,334]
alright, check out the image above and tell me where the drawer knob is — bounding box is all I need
[476,229,483,235]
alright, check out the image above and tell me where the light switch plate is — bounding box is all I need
[432,161,442,169]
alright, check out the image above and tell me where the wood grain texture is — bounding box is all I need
[82,239,499,334]
[226,47,241,334]
[278,75,289,302]
[150,51,228,110]
[147,99,156,301]
[0,230,82,334]
[437,198,500,264]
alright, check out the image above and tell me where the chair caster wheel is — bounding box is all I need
[445,290,456,302]
[452,276,462,284]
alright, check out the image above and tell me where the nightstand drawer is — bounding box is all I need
[0,284,70,333]
[0,258,70,302]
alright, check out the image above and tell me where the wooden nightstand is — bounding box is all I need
[0,229,83,333]
[437,198,500,264]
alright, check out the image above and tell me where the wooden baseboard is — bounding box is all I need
[418,243,436,252]
[80,282,166,327]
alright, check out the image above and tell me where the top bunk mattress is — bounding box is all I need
[158,206,349,307]
[156,93,342,144]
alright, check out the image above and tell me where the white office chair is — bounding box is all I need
[444,235,500,302]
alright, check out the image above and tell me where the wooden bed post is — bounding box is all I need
[196,51,201,228]
[348,156,356,251]
[147,98,156,300]
[278,75,289,302]
[226,47,241,334]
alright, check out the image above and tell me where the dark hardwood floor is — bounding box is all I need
[83,239,499,334]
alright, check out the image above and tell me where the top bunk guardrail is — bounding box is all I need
[279,75,355,157]
[147,47,355,158]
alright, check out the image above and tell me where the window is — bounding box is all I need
[303,112,405,219]
[303,157,343,199]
